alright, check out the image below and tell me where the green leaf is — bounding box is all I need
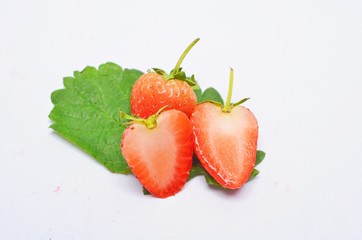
[170,70,197,86]
[233,97,250,107]
[149,68,196,86]
[256,150,266,166]
[173,71,187,80]
[189,165,223,187]
[192,84,202,102]
[143,187,151,195]
[200,87,224,105]
[247,169,260,182]
[49,62,143,173]
[247,150,266,182]
[150,68,166,75]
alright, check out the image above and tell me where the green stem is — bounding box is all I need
[223,68,234,112]
[120,106,169,129]
[173,38,200,74]
[120,111,136,122]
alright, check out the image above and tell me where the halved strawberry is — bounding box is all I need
[191,69,259,189]
[120,108,194,198]
[130,39,199,119]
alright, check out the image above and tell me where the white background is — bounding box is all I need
[1,0,362,239]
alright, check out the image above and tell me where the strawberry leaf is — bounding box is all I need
[49,62,143,173]
[192,83,202,102]
[247,151,266,182]
[256,150,266,166]
[189,165,222,187]
[143,187,151,195]
[149,67,197,86]
[247,169,260,182]
[233,97,250,107]
[150,68,166,75]
[200,87,224,105]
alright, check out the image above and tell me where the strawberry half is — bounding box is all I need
[191,69,259,189]
[120,108,193,198]
[131,39,199,119]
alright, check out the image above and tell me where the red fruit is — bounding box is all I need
[131,72,197,118]
[121,109,194,198]
[130,38,199,119]
[191,103,258,189]
[190,69,259,189]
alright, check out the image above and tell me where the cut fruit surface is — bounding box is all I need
[121,109,194,198]
[191,102,258,189]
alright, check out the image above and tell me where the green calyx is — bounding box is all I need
[149,38,199,86]
[120,106,168,129]
[221,68,250,113]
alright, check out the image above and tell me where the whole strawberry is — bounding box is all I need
[131,39,199,118]
[120,107,194,198]
[191,68,259,189]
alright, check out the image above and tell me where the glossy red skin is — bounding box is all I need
[191,102,259,189]
[131,73,197,119]
[121,110,194,198]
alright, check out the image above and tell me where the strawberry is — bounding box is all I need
[191,69,259,189]
[131,39,199,119]
[120,108,194,198]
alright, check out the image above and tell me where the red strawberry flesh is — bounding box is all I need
[121,110,193,198]
[191,102,259,189]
